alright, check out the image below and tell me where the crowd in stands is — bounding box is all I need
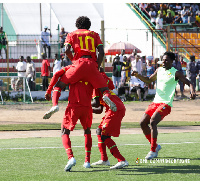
[112,49,200,101]
[136,3,200,29]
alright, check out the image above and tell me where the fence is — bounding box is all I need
[0,34,62,92]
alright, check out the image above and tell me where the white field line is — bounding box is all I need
[0,142,199,150]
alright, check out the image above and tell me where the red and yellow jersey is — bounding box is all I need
[65,29,103,61]
[92,72,125,111]
[68,80,93,107]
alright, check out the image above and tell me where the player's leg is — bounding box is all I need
[145,103,171,159]
[140,113,151,144]
[61,127,76,172]
[83,127,92,168]
[79,107,93,168]
[144,112,162,160]
[102,135,128,169]
[43,81,67,119]
[62,106,80,172]
[101,109,128,169]
[91,127,110,166]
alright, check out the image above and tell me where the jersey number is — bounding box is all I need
[78,36,95,52]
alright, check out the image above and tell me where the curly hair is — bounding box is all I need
[163,51,175,61]
[75,16,91,30]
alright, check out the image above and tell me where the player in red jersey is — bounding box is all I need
[44,16,117,119]
[91,67,129,169]
[43,66,94,172]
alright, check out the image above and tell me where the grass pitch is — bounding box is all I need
[0,132,199,181]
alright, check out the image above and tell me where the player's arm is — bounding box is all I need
[131,68,158,84]
[65,44,73,61]
[96,45,104,69]
[45,66,70,100]
[175,71,196,99]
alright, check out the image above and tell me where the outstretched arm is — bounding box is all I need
[175,71,196,99]
[46,66,70,95]
[131,69,158,84]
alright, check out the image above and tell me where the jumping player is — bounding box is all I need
[44,66,94,171]
[132,51,196,160]
[44,16,117,119]
[91,67,129,169]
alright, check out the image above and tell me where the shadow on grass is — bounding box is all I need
[116,165,200,175]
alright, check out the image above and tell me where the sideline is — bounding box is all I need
[0,126,200,139]
[0,141,199,150]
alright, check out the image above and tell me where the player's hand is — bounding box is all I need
[190,92,196,100]
[45,93,51,101]
[131,71,138,77]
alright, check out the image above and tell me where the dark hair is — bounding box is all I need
[163,51,175,61]
[190,55,195,60]
[76,16,91,29]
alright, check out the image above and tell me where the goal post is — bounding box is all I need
[0,76,33,104]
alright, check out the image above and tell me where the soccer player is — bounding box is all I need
[44,66,94,171]
[131,51,196,160]
[44,16,117,118]
[91,67,129,169]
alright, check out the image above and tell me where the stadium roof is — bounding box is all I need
[3,3,103,35]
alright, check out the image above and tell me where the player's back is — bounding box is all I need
[68,80,93,107]
[65,29,103,61]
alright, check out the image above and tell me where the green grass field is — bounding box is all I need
[0,132,199,181]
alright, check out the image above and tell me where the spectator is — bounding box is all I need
[0,27,7,59]
[41,53,51,91]
[196,12,200,23]
[141,56,147,76]
[189,6,196,15]
[112,56,125,89]
[121,55,131,85]
[41,26,52,58]
[180,56,187,77]
[188,12,196,24]
[131,55,143,75]
[146,59,155,89]
[13,56,27,91]
[167,6,175,17]
[127,49,137,63]
[191,3,199,13]
[175,3,182,12]
[149,7,157,26]
[172,53,185,97]
[181,6,189,23]
[155,13,164,29]
[174,12,182,24]
[119,49,125,63]
[53,53,62,75]
[61,55,72,67]
[26,56,36,91]
[59,27,68,53]
[180,56,187,91]
[157,6,167,17]
[166,12,174,24]
[186,55,197,92]
[129,76,148,101]
[196,58,200,75]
